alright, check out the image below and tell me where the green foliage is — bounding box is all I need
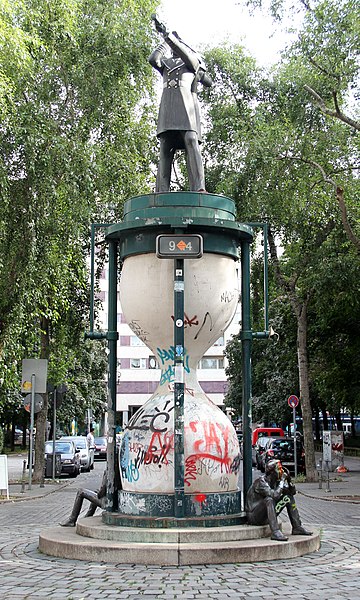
[205,0,359,447]
[0,0,159,431]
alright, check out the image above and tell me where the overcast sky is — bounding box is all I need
[158,0,298,67]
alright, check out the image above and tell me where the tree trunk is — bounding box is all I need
[296,302,317,481]
[267,229,317,481]
[33,316,50,483]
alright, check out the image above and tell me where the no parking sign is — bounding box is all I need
[288,395,299,409]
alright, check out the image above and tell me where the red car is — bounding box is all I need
[94,436,107,460]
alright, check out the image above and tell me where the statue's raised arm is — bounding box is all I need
[149,16,212,193]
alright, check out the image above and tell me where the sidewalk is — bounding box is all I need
[1,451,71,503]
[297,454,360,503]
[3,452,360,504]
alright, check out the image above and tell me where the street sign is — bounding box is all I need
[156,234,203,259]
[23,393,43,413]
[21,359,48,393]
[288,394,299,408]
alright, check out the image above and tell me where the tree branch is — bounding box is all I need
[304,84,360,131]
[279,154,360,251]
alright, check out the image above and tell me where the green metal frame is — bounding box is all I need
[86,194,271,510]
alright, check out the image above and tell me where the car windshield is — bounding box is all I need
[95,437,106,445]
[45,442,72,453]
[61,437,86,449]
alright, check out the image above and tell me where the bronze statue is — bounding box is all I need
[60,469,107,527]
[149,15,212,192]
[245,459,313,541]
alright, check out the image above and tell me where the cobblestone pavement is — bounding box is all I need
[0,464,359,600]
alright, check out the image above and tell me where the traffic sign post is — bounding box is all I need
[21,359,48,490]
[287,395,300,478]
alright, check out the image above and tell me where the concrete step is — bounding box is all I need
[39,522,320,566]
[76,516,272,543]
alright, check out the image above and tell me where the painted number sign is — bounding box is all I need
[156,234,203,259]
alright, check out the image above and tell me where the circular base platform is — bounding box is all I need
[39,516,320,565]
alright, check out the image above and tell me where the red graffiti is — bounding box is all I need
[185,421,233,477]
[194,494,207,503]
[171,313,199,328]
[184,455,198,487]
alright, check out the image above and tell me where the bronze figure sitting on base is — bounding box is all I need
[245,459,312,542]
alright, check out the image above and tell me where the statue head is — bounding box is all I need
[265,459,284,480]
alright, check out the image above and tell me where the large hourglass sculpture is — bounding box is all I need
[105,192,253,521]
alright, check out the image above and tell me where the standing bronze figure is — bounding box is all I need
[149,16,212,192]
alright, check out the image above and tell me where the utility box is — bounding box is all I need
[322,430,344,471]
[45,453,62,478]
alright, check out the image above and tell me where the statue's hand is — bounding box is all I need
[151,14,168,36]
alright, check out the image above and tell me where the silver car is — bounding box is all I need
[59,436,94,472]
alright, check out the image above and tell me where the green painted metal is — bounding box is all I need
[105,192,252,261]
[102,512,246,529]
[241,241,253,500]
[108,489,242,523]
[123,192,236,221]
[105,241,119,513]
[174,258,185,518]
[86,194,277,515]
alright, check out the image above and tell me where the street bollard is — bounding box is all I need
[40,472,45,488]
[21,459,27,493]
[317,458,323,489]
[325,460,331,492]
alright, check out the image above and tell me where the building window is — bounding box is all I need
[198,357,224,369]
[130,358,147,369]
[148,356,159,369]
[130,336,146,347]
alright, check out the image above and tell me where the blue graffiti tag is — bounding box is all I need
[156,345,190,383]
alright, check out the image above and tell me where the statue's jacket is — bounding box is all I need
[149,32,211,148]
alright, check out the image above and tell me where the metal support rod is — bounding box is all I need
[106,240,118,512]
[28,374,36,490]
[174,258,185,518]
[241,241,253,502]
[90,224,96,332]
[263,223,269,332]
[52,388,57,479]
[293,406,298,478]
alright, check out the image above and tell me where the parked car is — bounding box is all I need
[253,436,278,469]
[262,437,306,475]
[94,436,107,460]
[252,427,285,446]
[44,440,81,477]
[59,436,94,472]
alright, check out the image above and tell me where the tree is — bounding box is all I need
[202,0,359,481]
[0,0,159,478]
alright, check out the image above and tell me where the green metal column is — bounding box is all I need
[241,240,253,502]
[174,258,185,518]
[106,240,118,512]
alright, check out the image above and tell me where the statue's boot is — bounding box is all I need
[265,497,288,542]
[287,503,313,535]
[59,492,83,527]
[271,529,289,542]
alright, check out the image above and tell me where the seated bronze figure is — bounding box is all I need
[245,459,312,541]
